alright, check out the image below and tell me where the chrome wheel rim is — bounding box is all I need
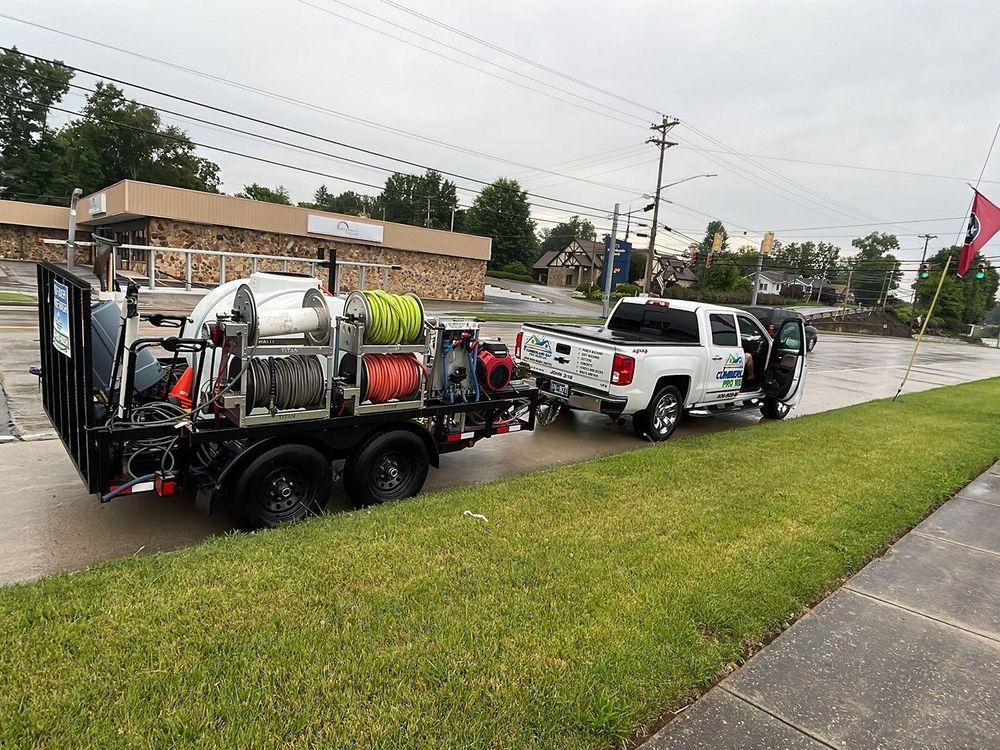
[651,393,679,435]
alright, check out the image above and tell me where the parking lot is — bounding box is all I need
[2,295,1000,585]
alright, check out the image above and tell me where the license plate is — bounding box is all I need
[549,380,570,398]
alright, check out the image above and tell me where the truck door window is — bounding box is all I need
[607,303,699,343]
[709,313,738,347]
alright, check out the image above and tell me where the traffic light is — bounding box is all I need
[919,263,929,279]
[760,231,774,255]
[706,232,721,268]
[975,263,986,280]
[688,246,699,265]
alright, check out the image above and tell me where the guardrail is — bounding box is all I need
[801,305,876,320]
[37,239,401,295]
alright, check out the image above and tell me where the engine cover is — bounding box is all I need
[476,341,514,392]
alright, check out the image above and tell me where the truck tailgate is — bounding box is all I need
[520,325,614,391]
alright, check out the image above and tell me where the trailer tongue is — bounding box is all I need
[35,260,537,528]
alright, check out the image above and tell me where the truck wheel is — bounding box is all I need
[632,385,682,442]
[761,398,791,420]
[344,430,429,506]
[233,443,332,528]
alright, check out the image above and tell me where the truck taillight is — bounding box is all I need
[515,331,523,359]
[611,353,635,386]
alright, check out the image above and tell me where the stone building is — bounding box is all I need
[0,180,491,300]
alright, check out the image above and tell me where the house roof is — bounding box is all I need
[532,249,562,269]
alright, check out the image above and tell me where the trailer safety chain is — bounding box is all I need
[362,290,423,345]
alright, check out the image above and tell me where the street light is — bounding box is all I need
[644,174,717,201]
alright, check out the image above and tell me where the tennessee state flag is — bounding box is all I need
[958,189,1000,276]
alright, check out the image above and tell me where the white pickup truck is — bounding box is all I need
[515,297,807,441]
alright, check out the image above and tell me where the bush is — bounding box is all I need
[575,282,592,293]
[500,261,531,277]
[611,283,641,299]
[486,270,535,283]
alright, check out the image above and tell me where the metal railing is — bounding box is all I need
[37,239,402,295]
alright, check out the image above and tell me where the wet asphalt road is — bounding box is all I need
[2,303,1000,585]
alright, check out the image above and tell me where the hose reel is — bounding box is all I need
[344,290,425,345]
[232,284,332,347]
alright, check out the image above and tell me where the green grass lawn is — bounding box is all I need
[2,380,999,748]
[0,290,36,304]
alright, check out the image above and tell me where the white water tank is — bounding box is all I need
[186,272,346,398]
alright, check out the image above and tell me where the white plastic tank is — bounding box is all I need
[186,272,346,399]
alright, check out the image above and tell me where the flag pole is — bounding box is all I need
[893,254,951,401]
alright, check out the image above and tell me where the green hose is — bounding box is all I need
[362,290,423,345]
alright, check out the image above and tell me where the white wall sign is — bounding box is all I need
[307,214,384,243]
[88,193,106,216]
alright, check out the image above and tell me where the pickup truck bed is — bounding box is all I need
[524,323,700,347]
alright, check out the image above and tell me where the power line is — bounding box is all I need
[292,0,648,130]
[674,145,1000,186]
[371,0,663,117]
[1,49,618,215]
[0,19,644,193]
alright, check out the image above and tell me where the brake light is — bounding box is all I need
[611,353,635,386]
[645,300,669,307]
[515,331,523,359]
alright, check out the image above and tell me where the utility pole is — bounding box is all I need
[66,188,82,269]
[878,268,891,308]
[750,232,774,305]
[915,233,936,314]
[844,267,854,315]
[917,233,937,267]
[642,115,679,293]
[425,196,432,228]
[602,203,621,318]
[450,207,456,232]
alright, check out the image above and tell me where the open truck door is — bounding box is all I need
[762,318,807,408]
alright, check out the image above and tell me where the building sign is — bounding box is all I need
[307,214,384,243]
[88,193,106,216]
[52,280,71,358]
[598,237,632,290]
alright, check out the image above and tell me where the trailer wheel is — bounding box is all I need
[344,430,429,506]
[233,443,332,528]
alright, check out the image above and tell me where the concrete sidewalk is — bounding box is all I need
[647,462,1000,750]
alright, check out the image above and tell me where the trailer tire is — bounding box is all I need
[233,443,332,528]
[344,430,429,507]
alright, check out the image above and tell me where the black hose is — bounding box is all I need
[246,355,325,410]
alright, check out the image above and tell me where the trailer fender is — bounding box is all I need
[198,434,338,516]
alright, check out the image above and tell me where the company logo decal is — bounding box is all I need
[717,352,744,389]
[524,334,553,358]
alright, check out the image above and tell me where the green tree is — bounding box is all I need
[50,82,220,196]
[373,170,458,229]
[849,232,902,306]
[300,184,375,216]
[464,178,538,269]
[0,48,72,204]
[537,215,597,256]
[237,183,291,205]
[915,248,999,328]
[700,254,752,292]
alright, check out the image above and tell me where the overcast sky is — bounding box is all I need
[5,0,1000,271]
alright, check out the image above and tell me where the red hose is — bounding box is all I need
[363,353,424,403]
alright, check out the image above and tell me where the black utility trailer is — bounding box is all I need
[36,262,538,528]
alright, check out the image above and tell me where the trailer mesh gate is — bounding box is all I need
[36,262,105,492]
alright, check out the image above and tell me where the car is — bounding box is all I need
[516,297,808,442]
[741,306,818,352]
